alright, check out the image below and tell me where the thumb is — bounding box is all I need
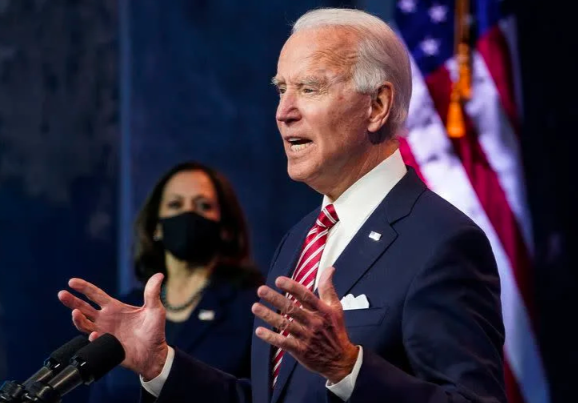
[144,273,164,308]
[318,266,340,307]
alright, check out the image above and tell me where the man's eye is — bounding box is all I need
[277,87,286,95]
[302,87,315,94]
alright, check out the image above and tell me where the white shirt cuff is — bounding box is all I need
[140,346,175,397]
[325,346,363,401]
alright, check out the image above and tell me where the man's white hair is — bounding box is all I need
[292,8,412,137]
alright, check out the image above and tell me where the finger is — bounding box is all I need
[255,326,300,354]
[144,273,164,309]
[275,277,322,312]
[256,286,311,324]
[58,290,99,320]
[89,332,100,342]
[251,303,307,338]
[68,278,112,307]
[71,309,97,334]
[317,266,340,307]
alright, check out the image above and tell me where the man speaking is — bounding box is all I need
[58,8,506,403]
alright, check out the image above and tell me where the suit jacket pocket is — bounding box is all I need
[343,306,388,327]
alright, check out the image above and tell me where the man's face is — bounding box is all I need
[273,28,375,195]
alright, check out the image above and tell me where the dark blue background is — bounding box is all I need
[0,0,575,402]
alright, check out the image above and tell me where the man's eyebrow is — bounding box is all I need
[270,75,331,88]
[299,76,327,87]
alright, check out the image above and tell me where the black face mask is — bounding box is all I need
[159,212,221,265]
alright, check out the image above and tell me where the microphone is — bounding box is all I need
[23,335,89,388]
[24,333,125,403]
[0,335,89,402]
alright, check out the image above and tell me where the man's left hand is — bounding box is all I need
[251,266,358,384]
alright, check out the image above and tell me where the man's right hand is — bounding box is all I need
[57,273,169,381]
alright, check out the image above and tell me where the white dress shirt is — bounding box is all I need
[142,149,407,400]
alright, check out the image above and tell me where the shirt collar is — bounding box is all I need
[322,149,407,231]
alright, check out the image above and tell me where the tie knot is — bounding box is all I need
[316,204,339,230]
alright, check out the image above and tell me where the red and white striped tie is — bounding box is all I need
[271,204,339,387]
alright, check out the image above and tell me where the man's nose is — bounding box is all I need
[276,92,301,124]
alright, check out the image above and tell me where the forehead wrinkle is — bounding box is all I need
[308,49,357,78]
[307,30,359,80]
[276,28,360,86]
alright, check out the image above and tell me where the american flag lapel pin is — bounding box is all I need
[198,309,215,321]
[368,231,382,241]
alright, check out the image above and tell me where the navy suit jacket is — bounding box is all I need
[145,168,506,403]
[91,273,260,403]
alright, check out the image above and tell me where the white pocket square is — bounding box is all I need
[340,294,370,310]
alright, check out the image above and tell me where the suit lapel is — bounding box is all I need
[253,212,318,403]
[332,217,397,299]
[270,210,319,284]
[251,314,271,403]
[270,350,298,403]
[333,168,426,298]
[333,167,426,298]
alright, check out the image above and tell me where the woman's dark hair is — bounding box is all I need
[133,161,261,286]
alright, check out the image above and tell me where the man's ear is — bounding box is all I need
[367,82,393,134]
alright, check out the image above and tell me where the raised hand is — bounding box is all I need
[57,273,169,380]
[251,267,358,383]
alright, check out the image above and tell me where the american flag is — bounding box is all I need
[393,1,549,402]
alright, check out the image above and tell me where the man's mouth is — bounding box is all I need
[287,137,313,152]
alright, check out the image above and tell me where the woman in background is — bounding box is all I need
[89,161,263,403]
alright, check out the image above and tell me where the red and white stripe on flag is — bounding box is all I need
[395,1,550,403]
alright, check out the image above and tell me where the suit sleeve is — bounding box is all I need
[140,348,252,403]
[347,226,507,403]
